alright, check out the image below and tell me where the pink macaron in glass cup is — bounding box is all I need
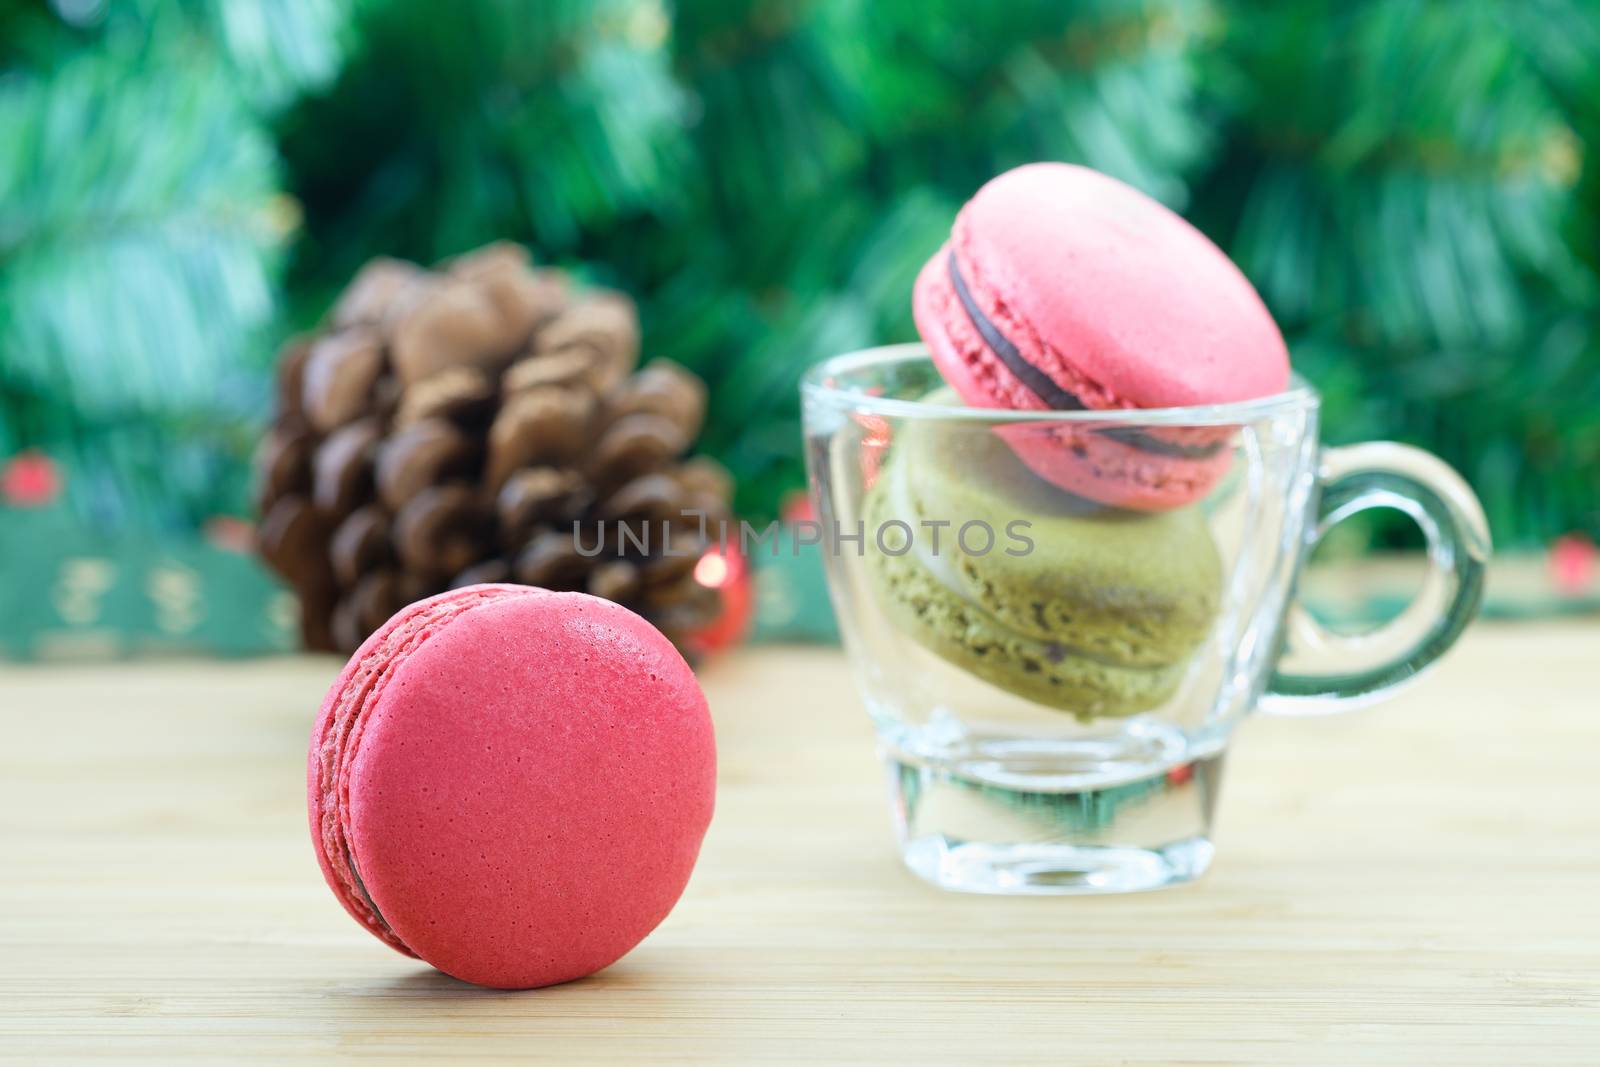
[803,165,1490,894]
[913,163,1290,511]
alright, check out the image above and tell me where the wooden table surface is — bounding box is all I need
[3,623,1597,1064]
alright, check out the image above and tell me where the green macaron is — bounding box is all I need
[863,408,1222,720]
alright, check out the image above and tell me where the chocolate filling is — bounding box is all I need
[346,849,394,936]
[947,252,1225,461]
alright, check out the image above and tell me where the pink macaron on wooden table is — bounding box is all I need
[308,585,716,990]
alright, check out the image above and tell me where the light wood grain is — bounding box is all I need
[2,623,1598,1064]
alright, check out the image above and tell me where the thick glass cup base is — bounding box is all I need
[886,745,1225,895]
[900,835,1216,895]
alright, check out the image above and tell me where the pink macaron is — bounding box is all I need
[307,584,716,989]
[913,163,1290,509]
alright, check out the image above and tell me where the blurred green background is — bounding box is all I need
[2,0,1598,548]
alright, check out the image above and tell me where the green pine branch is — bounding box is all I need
[1205,0,1600,546]
[280,0,688,319]
[0,6,325,529]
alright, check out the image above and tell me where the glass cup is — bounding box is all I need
[801,344,1489,895]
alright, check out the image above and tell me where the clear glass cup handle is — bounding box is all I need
[1260,442,1491,715]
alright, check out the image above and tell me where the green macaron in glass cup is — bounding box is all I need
[801,164,1490,895]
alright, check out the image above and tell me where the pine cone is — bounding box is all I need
[256,242,732,654]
